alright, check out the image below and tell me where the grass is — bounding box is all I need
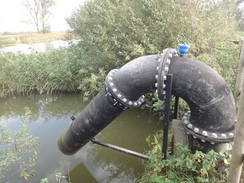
[0,32,77,48]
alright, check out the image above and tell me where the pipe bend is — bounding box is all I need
[169,56,235,137]
[58,52,236,155]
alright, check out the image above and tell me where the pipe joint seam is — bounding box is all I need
[155,48,178,100]
[182,112,234,144]
[104,84,128,110]
[105,69,145,108]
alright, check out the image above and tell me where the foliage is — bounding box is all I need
[140,133,231,183]
[0,45,84,97]
[20,0,56,33]
[196,41,239,92]
[0,107,39,182]
[67,0,237,70]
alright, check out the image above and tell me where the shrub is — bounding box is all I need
[67,0,237,70]
[140,132,231,183]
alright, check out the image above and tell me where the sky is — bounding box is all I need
[0,0,86,32]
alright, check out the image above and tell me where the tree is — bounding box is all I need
[21,0,56,33]
[228,41,244,183]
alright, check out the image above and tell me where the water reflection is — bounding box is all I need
[0,94,160,182]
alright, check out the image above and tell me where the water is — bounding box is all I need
[0,39,80,54]
[0,94,161,183]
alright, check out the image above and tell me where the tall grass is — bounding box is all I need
[0,43,109,98]
[0,45,82,97]
[0,40,239,100]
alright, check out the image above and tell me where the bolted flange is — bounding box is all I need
[105,69,145,109]
[182,111,235,143]
[155,48,178,100]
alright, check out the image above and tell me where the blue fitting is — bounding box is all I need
[178,43,190,56]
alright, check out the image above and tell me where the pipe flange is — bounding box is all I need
[105,69,145,109]
[182,112,234,143]
[155,48,178,100]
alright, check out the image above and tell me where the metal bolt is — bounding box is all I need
[221,134,227,138]
[202,131,208,136]
[166,59,171,65]
[194,128,199,133]
[128,101,132,105]
[229,133,234,137]
[155,83,158,88]
[112,88,117,92]
[155,75,158,79]
[212,133,217,138]
[183,119,189,125]
[187,124,193,129]
[122,98,127,103]
[109,82,114,86]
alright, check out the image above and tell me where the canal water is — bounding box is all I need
[0,94,161,183]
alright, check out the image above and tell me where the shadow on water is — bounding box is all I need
[0,94,161,183]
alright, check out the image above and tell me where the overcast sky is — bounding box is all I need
[0,0,86,32]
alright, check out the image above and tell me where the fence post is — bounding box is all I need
[234,39,244,102]
[228,64,244,183]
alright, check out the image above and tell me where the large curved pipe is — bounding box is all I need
[58,49,235,155]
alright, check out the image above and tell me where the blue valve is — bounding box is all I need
[178,43,190,56]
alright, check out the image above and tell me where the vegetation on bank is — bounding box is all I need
[139,131,231,183]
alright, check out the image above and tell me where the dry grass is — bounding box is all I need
[0,32,77,48]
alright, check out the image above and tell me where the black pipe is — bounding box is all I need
[58,51,235,155]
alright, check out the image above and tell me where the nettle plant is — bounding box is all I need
[0,107,39,182]
[140,132,231,183]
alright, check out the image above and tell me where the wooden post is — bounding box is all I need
[234,39,244,102]
[228,67,244,183]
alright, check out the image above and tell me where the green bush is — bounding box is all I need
[67,0,237,68]
[140,132,231,183]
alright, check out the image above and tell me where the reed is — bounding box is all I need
[0,45,86,97]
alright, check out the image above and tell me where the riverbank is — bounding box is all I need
[0,32,77,48]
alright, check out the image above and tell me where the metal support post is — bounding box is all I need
[162,74,173,160]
